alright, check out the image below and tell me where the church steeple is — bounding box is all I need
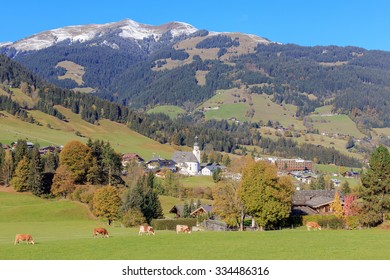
[193,136,201,164]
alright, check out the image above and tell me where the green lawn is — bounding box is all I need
[180,176,216,188]
[2,191,390,260]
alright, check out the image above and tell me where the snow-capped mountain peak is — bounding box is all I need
[2,19,198,52]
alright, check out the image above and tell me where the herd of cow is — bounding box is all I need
[14,224,192,245]
[14,222,320,245]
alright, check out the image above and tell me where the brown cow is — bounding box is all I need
[138,225,155,235]
[176,224,191,234]
[93,228,109,238]
[306,221,322,231]
[14,234,35,245]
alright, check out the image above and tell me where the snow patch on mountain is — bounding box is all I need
[1,19,198,52]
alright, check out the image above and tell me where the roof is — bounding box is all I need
[291,206,319,216]
[122,153,144,162]
[293,190,342,208]
[202,164,225,172]
[172,151,198,163]
[169,205,184,214]
[190,205,213,216]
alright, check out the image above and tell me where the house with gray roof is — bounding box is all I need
[291,190,343,216]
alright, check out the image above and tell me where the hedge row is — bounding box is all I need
[303,215,343,229]
[151,218,197,230]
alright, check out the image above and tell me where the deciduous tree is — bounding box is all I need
[330,191,344,219]
[240,161,294,230]
[92,185,122,225]
[212,179,246,230]
[51,165,75,198]
[10,156,30,192]
[60,140,91,183]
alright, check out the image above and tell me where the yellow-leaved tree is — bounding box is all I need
[330,191,344,220]
[92,185,122,225]
[212,179,246,231]
[240,161,294,230]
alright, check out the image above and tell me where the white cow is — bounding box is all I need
[139,225,155,235]
[176,224,191,234]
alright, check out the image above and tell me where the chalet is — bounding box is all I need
[190,205,213,217]
[11,141,34,149]
[201,164,225,176]
[146,157,176,172]
[169,205,184,218]
[291,190,343,216]
[38,146,62,155]
[171,137,201,175]
[121,153,144,166]
[342,171,360,178]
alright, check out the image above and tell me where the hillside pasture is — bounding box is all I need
[147,105,185,119]
[306,114,365,138]
[0,106,175,160]
[56,60,85,86]
[199,89,304,129]
[1,191,390,260]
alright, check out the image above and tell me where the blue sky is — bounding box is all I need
[1,0,390,51]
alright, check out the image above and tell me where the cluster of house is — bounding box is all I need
[122,138,225,177]
[169,189,343,231]
[1,142,62,155]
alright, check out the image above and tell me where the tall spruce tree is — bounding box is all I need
[28,147,44,196]
[360,145,390,226]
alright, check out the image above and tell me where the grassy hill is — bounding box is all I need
[2,191,390,260]
[0,106,175,160]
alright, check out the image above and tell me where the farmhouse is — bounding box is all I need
[121,153,144,166]
[171,137,201,175]
[190,205,213,217]
[291,190,343,216]
[201,163,225,176]
[146,156,176,172]
[169,204,212,218]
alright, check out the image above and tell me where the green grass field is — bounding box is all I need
[307,114,365,138]
[2,191,390,260]
[0,106,175,160]
[147,105,185,119]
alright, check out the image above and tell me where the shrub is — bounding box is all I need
[302,215,343,229]
[71,185,96,204]
[151,218,197,230]
[378,221,390,230]
[122,208,147,227]
[345,216,361,229]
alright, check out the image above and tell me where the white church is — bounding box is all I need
[172,137,201,175]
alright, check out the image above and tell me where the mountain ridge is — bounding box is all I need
[1,19,389,132]
[1,19,199,53]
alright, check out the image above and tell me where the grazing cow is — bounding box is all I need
[138,225,155,236]
[14,234,35,245]
[93,228,109,238]
[306,221,322,231]
[176,224,191,234]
